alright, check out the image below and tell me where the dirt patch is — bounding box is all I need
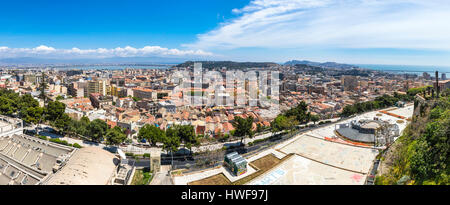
[188,173,231,185]
[188,154,291,185]
[250,154,281,171]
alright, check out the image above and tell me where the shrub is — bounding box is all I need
[73,143,82,148]
[143,153,151,158]
[125,152,134,157]
[39,136,48,141]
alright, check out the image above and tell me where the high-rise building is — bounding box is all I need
[84,80,107,97]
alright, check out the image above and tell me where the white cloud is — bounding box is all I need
[0,45,213,59]
[33,45,56,53]
[186,0,450,50]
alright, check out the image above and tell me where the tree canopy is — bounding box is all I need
[87,119,108,142]
[232,116,255,143]
[163,126,181,154]
[106,126,127,146]
[271,115,297,133]
[138,124,166,146]
[285,101,311,124]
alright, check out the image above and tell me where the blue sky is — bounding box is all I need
[1,0,450,66]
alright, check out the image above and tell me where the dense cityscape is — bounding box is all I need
[0,61,449,185]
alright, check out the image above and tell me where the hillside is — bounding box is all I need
[376,89,450,185]
[284,60,358,69]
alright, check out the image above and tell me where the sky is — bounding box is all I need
[1,0,450,66]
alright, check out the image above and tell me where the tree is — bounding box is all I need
[132,97,141,102]
[45,101,66,121]
[87,119,108,142]
[138,124,166,146]
[285,101,311,124]
[39,73,48,104]
[69,116,90,137]
[106,126,127,146]
[21,106,44,124]
[163,126,181,169]
[232,116,254,144]
[54,113,72,133]
[271,115,297,134]
[177,125,196,154]
[256,123,264,133]
[18,94,39,110]
[311,115,320,125]
[56,95,64,101]
[0,96,18,115]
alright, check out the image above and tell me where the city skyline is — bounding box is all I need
[1,0,450,66]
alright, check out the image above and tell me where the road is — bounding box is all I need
[29,118,341,155]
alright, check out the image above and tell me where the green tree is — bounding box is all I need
[138,124,166,146]
[271,115,297,134]
[177,125,196,153]
[310,115,320,125]
[39,73,48,104]
[285,101,311,124]
[256,123,264,133]
[163,126,181,168]
[0,96,18,115]
[45,101,66,121]
[164,127,181,153]
[232,116,255,144]
[87,119,108,142]
[56,95,64,101]
[18,94,39,110]
[21,106,44,124]
[54,113,72,133]
[106,126,127,146]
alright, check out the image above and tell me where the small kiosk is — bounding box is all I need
[224,152,247,176]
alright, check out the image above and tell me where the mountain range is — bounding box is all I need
[284,60,358,69]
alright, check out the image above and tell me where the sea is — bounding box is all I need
[54,63,450,77]
[356,64,450,76]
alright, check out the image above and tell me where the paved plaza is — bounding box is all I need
[278,135,378,174]
[249,155,366,185]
